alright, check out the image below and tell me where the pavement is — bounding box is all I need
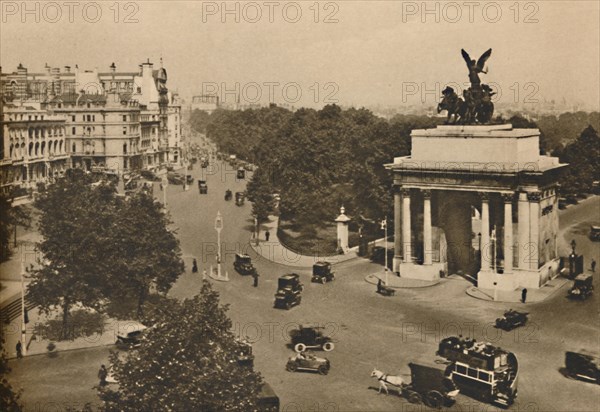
[365,271,441,288]
[466,274,571,303]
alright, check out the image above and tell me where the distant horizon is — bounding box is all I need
[2,2,598,111]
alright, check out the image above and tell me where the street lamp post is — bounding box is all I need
[381,217,388,285]
[254,216,259,246]
[20,248,27,356]
[215,211,223,279]
[162,176,168,207]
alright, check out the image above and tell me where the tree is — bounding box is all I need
[0,339,22,411]
[109,192,184,318]
[556,126,600,194]
[27,170,120,338]
[99,282,263,411]
[0,194,31,262]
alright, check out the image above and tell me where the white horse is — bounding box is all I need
[371,369,405,395]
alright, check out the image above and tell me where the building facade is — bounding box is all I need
[386,124,567,290]
[0,60,183,194]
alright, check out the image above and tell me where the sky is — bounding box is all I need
[1,0,599,110]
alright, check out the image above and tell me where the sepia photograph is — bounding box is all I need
[0,1,599,411]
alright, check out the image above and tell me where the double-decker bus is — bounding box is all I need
[437,336,518,407]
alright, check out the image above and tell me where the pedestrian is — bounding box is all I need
[16,341,23,359]
[521,288,528,304]
[98,364,108,387]
[265,230,270,242]
[592,259,596,272]
[159,183,163,191]
[192,258,198,273]
[253,272,259,287]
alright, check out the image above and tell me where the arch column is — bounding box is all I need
[517,192,530,270]
[503,193,514,274]
[423,189,432,265]
[393,185,402,272]
[402,188,412,263]
[528,191,541,271]
[479,192,491,270]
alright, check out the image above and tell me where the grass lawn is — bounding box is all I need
[277,218,361,256]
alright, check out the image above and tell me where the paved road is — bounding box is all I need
[8,165,600,411]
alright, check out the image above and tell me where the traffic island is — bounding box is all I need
[365,272,440,288]
[465,275,570,303]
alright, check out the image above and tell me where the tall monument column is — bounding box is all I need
[479,192,491,270]
[517,192,530,270]
[528,191,541,271]
[393,186,402,272]
[503,193,514,273]
[423,189,432,265]
[402,188,412,263]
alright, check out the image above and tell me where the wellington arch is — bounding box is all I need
[385,124,567,291]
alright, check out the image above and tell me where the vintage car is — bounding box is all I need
[237,167,246,179]
[167,172,185,185]
[376,280,395,297]
[225,189,233,201]
[286,352,330,375]
[140,170,160,182]
[200,157,209,168]
[495,309,529,331]
[370,246,394,270]
[234,253,256,276]
[274,274,303,309]
[289,325,335,352]
[235,191,245,206]
[565,350,600,384]
[186,175,194,185]
[198,180,208,194]
[115,323,148,349]
[311,261,335,283]
[568,273,594,300]
[590,225,600,241]
[236,339,255,368]
[257,382,280,412]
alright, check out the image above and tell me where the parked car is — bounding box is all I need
[565,350,600,384]
[140,170,160,181]
[286,352,330,375]
[558,198,567,209]
[235,191,245,206]
[198,180,208,194]
[495,309,529,331]
[370,246,394,270]
[568,273,594,300]
[274,274,303,309]
[225,189,233,201]
[167,172,185,185]
[257,382,280,412]
[590,225,600,241]
[233,253,256,276]
[565,195,579,205]
[115,323,148,349]
[289,325,335,352]
[186,175,194,185]
[237,167,246,179]
[236,339,255,368]
[311,261,335,283]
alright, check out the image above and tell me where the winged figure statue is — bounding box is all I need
[461,48,492,87]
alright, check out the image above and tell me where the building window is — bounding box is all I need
[72,143,76,153]
[123,127,127,135]
[123,143,127,154]
[87,103,91,108]
[72,115,75,121]
[72,127,76,135]
[92,115,95,122]
[58,104,62,108]
[123,115,127,122]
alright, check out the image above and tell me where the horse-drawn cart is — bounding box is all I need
[371,361,458,409]
[376,280,395,296]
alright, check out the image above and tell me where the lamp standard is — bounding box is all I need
[215,211,223,279]
[254,216,259,246]
[20,248,27,356]
[381,217,388,285]
[162,176,168,207]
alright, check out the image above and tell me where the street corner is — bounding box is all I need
[365,272,441,289]
[465,276,571,303]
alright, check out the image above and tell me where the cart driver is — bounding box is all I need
[295,351,305,361]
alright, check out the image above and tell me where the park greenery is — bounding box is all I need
[0,340,22,412]
[191,106,599,252]
[99,281,263,412]
[0,193,31,263]
[27,170,184,339]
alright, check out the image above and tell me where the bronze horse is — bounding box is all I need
[437,87,467,124]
